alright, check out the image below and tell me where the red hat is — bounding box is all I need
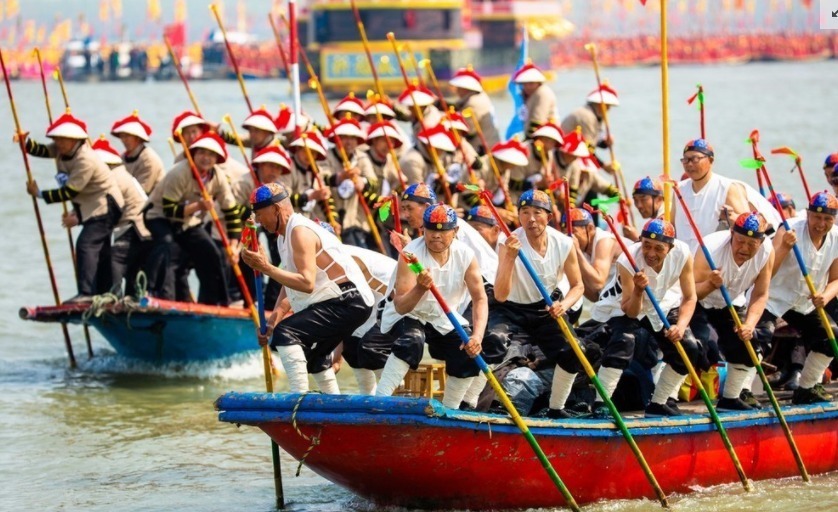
[46,112,88,139]
[332,92,366,117]
[242,107,279,134]
[531,120,564,143]
[397,83,437,108]
[171,111,209,142]
[585,84,620,106]
[364,97,396,119]
[491,139,529,167]
[111,110,152,141]
[252,145,292,173]
[92,135,123,165]
[274,104,310,135]
[512,62,546,83]
[449,66,483,93]
[189,132,228,164]
[289,131,328,160]
[441,110,470,133]
[367,120,404,148]
[559,128,591,158]
[417,124,457,153]
[324,117,366,141]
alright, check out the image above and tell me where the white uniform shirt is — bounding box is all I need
[505,226,573,305]
[699,230,771,309]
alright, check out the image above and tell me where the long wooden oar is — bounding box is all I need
[242,217,285,509]
[367,92,407,192]
[164,35,203,117]
[396,249,581,512]
[53,58,101,359]
[747,130,767,198]
[210,3,254,114]
[595,206,752,492]
[478,194,669,507]
[34,48,79,278]
[666,179,809,482]
[422,61,478,185]
[1,49,76,367]
[176,134,258,325]
[583,42,634,228]
[349,0,384,96]
[387,32,453,205]
[222,114,260,187]
[300,133,340,233]
[742,156,838,361]
[771,146,812,203]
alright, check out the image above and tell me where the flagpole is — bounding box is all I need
[289,0,302,136]
[660,0,672,222]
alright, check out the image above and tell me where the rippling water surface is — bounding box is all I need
[1,60,836,510]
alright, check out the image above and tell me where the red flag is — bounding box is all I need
[640,0,647,4]
[163,22,185,48]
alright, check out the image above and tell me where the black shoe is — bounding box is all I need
[541,408,572,419]
[666,397,683,415]
[63,294,93,305]
[592,403,611,419]
[458,403,476,412]
[739,389,763,409]
[568,401,592,416]
[717,397,754,411]
[784,370,802,391]
[792,384,832,405]
[645,401,682,417]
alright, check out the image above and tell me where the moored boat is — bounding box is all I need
[216,391,838,510]
[20,297,257,363]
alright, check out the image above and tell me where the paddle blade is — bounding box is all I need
[590,195,621,209]
[739,158,764,170]
[378,201,391,222]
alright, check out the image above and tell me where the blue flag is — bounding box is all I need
[505,26,529,140]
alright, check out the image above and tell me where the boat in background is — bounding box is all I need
[20,297,257,363]
[216,391,838,510]
[309,0,569,94]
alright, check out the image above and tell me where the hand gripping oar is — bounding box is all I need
[771,146,812,203]
[741,156,838,362]
[397,250,581,512]
[241,218,286,509]
[593,204,752,492]
[665,178,810,482]
[478,193,669,507]
[176,134,259,326]
[1,48,77,368]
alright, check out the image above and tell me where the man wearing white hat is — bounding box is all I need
[398,124,457,188]
[287,131,336,223]
[559,129,619,208]
[561,84,620,156]
[366,120,407,195]
[235,144,295,307]
[219,107,278,161]
[91,136,151,297]
[144,132,242,305]
[332,92,367,123]
[111,110,165,194]
[398,84,443,144]
[274,105,312,149]
[24,112,125,303]
[322,117,379,249]
[482,138,532,207]
[450,66,499,155]
[512,62,557,140]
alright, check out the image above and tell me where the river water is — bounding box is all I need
[1,60,837,511]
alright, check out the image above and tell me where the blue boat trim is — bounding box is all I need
[216,392,838,438]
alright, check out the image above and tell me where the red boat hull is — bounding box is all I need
[216,393,838,509]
